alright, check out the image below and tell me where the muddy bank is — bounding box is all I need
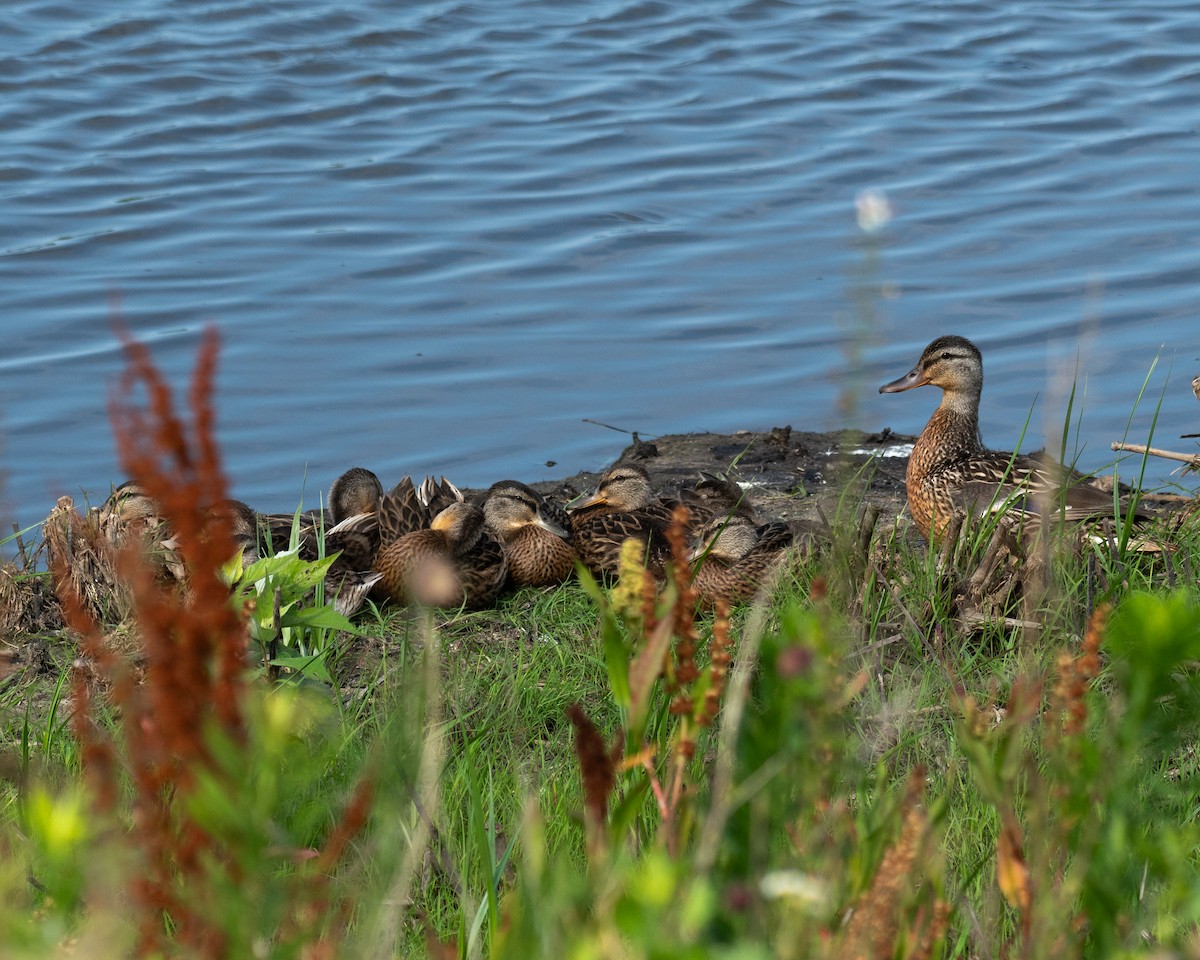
[528,425,917,528]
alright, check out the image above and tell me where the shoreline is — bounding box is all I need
[523,424,916,527]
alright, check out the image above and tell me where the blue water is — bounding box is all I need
[3,0,1199,533]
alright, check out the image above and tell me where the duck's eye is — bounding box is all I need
[940,351,953,360]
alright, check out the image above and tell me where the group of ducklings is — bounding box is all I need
[97,461,803,616]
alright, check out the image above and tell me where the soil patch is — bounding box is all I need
[529,424,916,528]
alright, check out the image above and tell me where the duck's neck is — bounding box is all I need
[918,387,984,468]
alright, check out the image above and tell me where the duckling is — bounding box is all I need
[567,462,680,578]
[689,514,795,609]
[478,480,577,587]
[373,500,507,609]
[879,335,1127,541]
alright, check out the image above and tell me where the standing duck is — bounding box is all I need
[879,335,1120,541]
[478,480,577,587]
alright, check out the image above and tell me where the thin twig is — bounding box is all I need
[1111,440,1200,466]
[582,418,655,436]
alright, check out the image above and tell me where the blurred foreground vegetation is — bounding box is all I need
[2,333,1200,959]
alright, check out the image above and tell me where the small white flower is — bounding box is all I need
[760,870,832,908]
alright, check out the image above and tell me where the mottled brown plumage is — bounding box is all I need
[678,472,757,525]
[328,466,384,524]
[373,500,507,609]
[689,514,794,609]
[567,463,678,578]
[880,335,1121,540]
[328,473,445,570]
[479,480,577,587]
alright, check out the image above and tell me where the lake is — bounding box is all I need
[3,0,1199,534]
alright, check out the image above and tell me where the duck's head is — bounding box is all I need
[879,335,983,398]
[481,481,569,539]
[430,501,487,553]
[100,481,160,525]
[329,467,384,523]
[210,499,258,540]
[680,472,752,521]
[569,463,656,513]
[689,515,758,563]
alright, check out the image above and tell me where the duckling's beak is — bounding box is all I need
[535,510,569,538]
[879,363,930,394]
[567,491,606,512]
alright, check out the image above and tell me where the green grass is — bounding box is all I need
[2,487,1200,957]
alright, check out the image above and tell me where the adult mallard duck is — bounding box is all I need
[689,514,795,609]
[478,480,577,588]
[326,471,458,569]
[879,335,1124,541]
[678,472,757,526]
[567,462,680,578]
[328,466,384,524]
[372,500,507,609]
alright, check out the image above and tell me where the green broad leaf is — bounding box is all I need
[279,605,357,633]
[601,613,632,715]
[220,548,245,587]
[268,653,333,685]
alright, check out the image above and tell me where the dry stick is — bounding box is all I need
[1086,552,1097,621]
[855,504,880,564]
[940,515,964,573]
[1163,546,1177,590]
[11,523,29,573]
[850,632,907,658]
[965,524,1010,601]
[1111,440,1200,466]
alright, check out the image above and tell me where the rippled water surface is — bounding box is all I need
[3,0,1200,528]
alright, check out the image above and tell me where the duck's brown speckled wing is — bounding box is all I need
[540,498,574,538]
[418,475,464,517]
[571,511,671,578]
[455,529,509,608]
[948,452,1122,527]
[376,477,431,542]
[753,521,795,553]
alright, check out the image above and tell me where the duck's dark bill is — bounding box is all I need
[878,366,931,394]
